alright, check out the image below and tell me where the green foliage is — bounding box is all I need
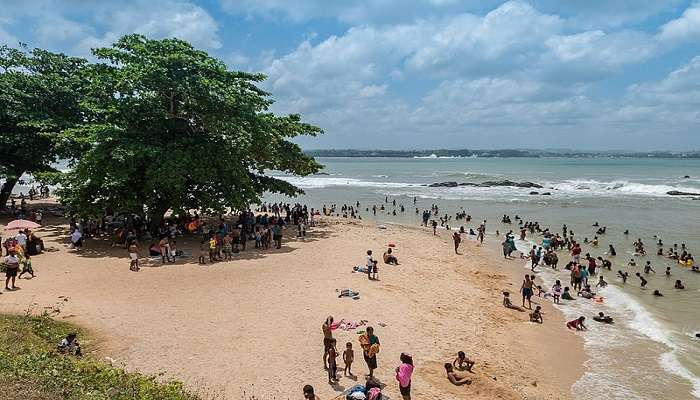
[55,34,322,226]
[0,44,88,204]
[0,312,198,400]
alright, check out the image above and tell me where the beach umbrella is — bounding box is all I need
[4,219,41,230]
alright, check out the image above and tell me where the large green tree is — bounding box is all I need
[0,45,87,207]
[55,34,321,231]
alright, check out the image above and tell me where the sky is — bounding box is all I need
[1,0,699,151]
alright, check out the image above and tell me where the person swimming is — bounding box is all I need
[653,290,663,297]
[593,312,614,324]
[674,280,685,289]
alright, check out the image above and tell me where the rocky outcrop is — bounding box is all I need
[428,180,543,189]
[667,190,700,196]
[428,181,460,187]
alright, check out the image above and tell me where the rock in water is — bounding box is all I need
[667,190,700,196]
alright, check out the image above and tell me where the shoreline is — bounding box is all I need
[1,213,585,399]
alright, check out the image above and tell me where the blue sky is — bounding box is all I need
[1,0,699,151]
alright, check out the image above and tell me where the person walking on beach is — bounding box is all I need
[520,274,534,309]
[453,231,461,254]
[128,241,140,271]
[395,352,414,400]
[322,316,334,370]
[4,248,20,290]
[359,326,380,378]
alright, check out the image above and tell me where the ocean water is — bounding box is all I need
[268,156,700,400]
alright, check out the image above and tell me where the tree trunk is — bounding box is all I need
[0,176,19,209]
[148,205,170,234]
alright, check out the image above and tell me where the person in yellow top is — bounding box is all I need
[209,237,217,262]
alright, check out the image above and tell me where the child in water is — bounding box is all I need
[596,276,607,288]
[618,270,629,283]
[566,316,587,331]
[552,280,562,303]
[636,272,648,287]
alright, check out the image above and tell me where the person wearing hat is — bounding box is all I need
[4,248,20,290]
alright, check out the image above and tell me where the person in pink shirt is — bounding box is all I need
[395,352,414,400]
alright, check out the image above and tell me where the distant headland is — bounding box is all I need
[305,149,700,159]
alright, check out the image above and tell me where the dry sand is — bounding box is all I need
[1,213,584,399]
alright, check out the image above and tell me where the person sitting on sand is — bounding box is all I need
[502,291,523,311]
[530,305,543,324]
[675,280,685,289]
[453,351,474,372]
[566,316,587,331]
[383,248,399,265]
[444,363,472,386]
[593,312,614,324]
[57,333,82,356]
[302,384,320,400]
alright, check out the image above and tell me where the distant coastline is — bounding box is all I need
[305,149,700,159]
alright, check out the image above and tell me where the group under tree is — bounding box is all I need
[1,34,322,231]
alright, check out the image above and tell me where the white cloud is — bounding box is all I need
[358,84,388,98]
[659,2,700,42]
[545,30,659,69]
[1,0,221,56]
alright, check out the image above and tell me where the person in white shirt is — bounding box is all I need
[14,231,27,251]
[4,249,20,290]
[70,229,83,250]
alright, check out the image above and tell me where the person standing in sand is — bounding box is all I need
[128,241,140,272]
[359,326,380,378]
[4,248,20,290]
[322,316,334,370]
[520,274,534,309]
[453,231,461,254]
[395,352,414,400]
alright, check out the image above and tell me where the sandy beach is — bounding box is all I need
[0,209,584,400]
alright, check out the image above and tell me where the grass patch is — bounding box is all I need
[0,309,199,400]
